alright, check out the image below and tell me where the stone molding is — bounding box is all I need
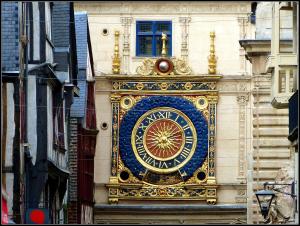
[75,2,251,15]
[179,17,191,60]
[237,16,250,75]
[121,17,133,75]
[217,78,250,93]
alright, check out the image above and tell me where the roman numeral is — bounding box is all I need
[182,124,190,131]
[138,123,148,131]
[179,168,187,177]
[144,156,156,167]
[136,145,146,156]
[185,136,193,144]
[173,158,181,166]
[157,111,171,119]
[136,134,143,144]
[158,161,169,169]
[180,147,191,158]
[147,113,157,123]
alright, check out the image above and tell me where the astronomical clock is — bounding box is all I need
[106,33,221,204]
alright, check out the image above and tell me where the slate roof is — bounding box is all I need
[1,2,19,71]
[74,12,88,72]
[70,12,89,118]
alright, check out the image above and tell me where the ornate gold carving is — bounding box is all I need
[159,82,169,90]
[207,95,218,103]
[184,82,193,90]
[120,96,135,110]
[195,96,209,110]
[114,185,211,200]
[186,159,208,184]
[173,58,192,75]
[208,31,217,74]
[112,31,121,74]
[110,93,121,102]
[207,199,217,205]
[136,57,192,76]
[136,59,155,76]
[112,82,120,90]
[136,82,144,90]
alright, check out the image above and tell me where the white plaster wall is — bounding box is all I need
[5,173,14,217]
[27,75,37,165]
[47,85,53,160]
[5,84,15,167]
[216,94,240,184]
[32,2,40,61]
[94,79,112,186]
[5,83,15,217]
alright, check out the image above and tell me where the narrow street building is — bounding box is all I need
[240,1,298,224]
[68,12,98,224]
[1,2,23,223]
[2,2,79,224]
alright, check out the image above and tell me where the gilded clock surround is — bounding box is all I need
[107,75,220,204]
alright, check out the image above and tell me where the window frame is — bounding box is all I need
[136,20,172,57]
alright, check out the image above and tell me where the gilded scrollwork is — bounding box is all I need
[117,186,208,199]
[135,57,192,76]
[173,58,192,75]
[136,58,155,76]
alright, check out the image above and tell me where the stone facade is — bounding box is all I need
[240,2,296,224]
[74,1,294,224]
[74,1,254,224]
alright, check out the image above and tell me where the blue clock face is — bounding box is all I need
[119,96,208,183]
[132,107,197,174]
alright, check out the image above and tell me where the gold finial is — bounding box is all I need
[112,31,121,74]
[208,31,217,74]
[161,33,167,57]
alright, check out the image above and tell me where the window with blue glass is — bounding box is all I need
[136,21,172,57]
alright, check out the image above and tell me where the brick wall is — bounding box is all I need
[67,117,78,223]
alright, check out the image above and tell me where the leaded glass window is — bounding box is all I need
[136,21,172,57]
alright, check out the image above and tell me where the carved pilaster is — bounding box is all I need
[121,17,132,74]
[206,96,218,186]
[237,17,249,75]
[236,87,249,183]
[110,94,121,177]
[179,17,191,60]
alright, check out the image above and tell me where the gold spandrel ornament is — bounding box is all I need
[208,31,217,74]
[136,33,191,76]
[112,31,121,74]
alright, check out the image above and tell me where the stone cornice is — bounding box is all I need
[239,39,293,62]
[96,74,223,81]
[74,2,251,15]
[94,204,247,213]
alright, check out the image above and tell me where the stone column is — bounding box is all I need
[121,17,132,75]
[179,17,191,60]
[237,17,249,75]
[236,85,249,183]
